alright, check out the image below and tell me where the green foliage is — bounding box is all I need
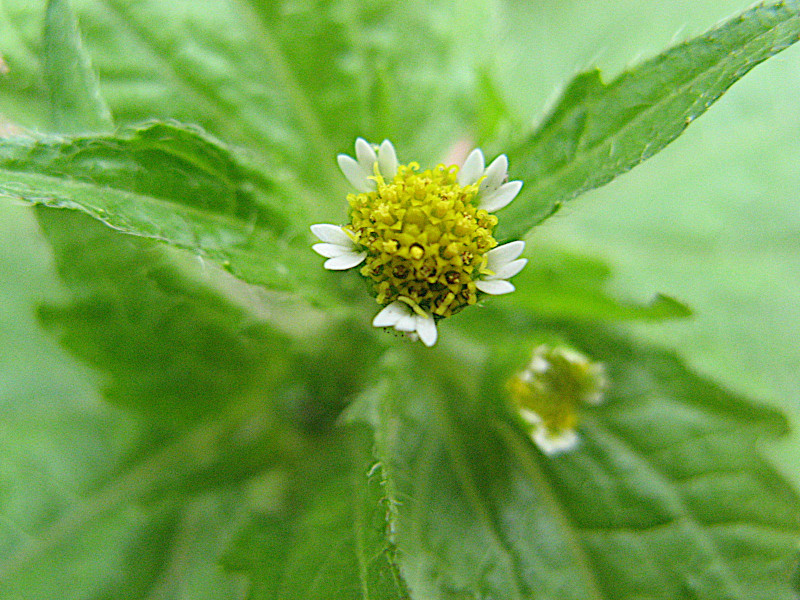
[0,122,320,293]
[369,324,797,600]
[223,429,410,600]
[496,1,800,240]
[505,242,693,322]
[43,0,112,132]
[0,0,798,598]
[36,208,290,423]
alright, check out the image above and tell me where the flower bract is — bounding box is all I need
[312,138,526,346]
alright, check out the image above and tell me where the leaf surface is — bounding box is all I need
[0,15,299,595]
[0,0,481,205]
[43,0,113,132]
[0,204,290,600]
[370,325,799,600]
[498,1,800,240]
[223,429,410,600]
[0,122,321,293]
[505,242,692,322]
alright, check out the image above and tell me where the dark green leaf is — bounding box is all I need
[370,326,799,600]
[223,428,409,600]
[498,1,800,240]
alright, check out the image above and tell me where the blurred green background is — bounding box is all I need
[1,0,798,494]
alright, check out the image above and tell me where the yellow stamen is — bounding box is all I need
[349,163,498,319]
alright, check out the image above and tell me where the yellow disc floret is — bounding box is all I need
[348,162,498,318]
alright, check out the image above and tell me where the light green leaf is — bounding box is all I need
[3,10,268,592]
[0,201,301,600]
[497,1,800,240]
[371,326,799,600]
[503,242,692,322]
[223,428,410,600]
[0,122,320,293]
[43,0,113,132]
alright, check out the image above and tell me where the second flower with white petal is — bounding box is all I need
[312,138,526,347]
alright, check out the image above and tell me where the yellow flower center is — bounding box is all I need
[348,162,498,318]
[506,347,607,434]
[507,375,580,433]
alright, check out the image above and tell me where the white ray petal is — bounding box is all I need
[479,180,523,212]
[518,408,543,427]
[415,315,438,347]
[394,313,418,332]
[486,241,525,269]
[323,251,367,270]
[337,154,374,192]
[475,279,515,295]
[373,301,410,327]
[480,154,508,194]
[355,137,378,171]
[533,427,579,456]
[492,258,528,280]
[311,223,355,246]
[458,148,485,186]
[378,139,398,179]
[312,242,352,258]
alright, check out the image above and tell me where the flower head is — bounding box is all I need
[507,345,608,455]
[312,138,525,346]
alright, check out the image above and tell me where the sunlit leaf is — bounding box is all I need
[0,122,318,293]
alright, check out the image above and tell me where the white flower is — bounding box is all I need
[372,300,438,347]
[476,240,528,295]
[312,138,526,348]
[457,148,523,212]
[508,345,607,456]
[336,137,398,192]
[310,223,367,270]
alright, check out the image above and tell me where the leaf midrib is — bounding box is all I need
[234,0,340,189]
[496,422,608,600]
[433,397,526,600]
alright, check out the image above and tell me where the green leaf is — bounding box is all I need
[0,122,318,293]
[0,0,480,204]
[504,242,692,322]
[370,326,799,600]
[43,0,113,132]
[223,428,410,600]
[0,202,302,600]
[36,208,290,423]
[497,1,800,240]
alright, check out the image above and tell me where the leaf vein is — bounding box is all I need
[584,417,750,598]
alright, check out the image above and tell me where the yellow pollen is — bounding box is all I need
[349,163,498,318]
